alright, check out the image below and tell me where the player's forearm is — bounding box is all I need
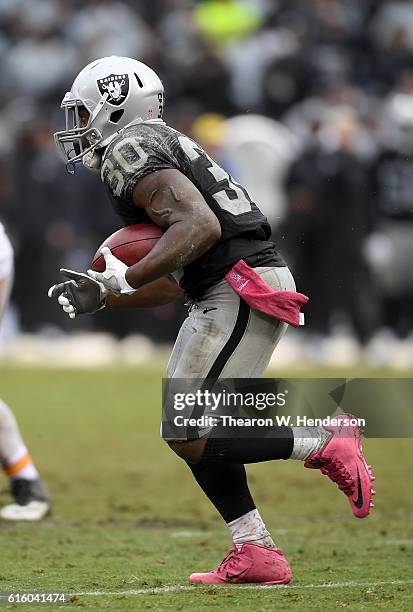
[124,221,220,289]
[106,275,184,309]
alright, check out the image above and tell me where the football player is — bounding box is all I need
[0,222,51,521]
[49,57,375,584]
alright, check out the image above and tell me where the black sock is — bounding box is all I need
[200,426,294,464]
[188,462,256,523]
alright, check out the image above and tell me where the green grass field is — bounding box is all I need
[0,364,412,611]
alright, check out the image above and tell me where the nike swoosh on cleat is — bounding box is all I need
[226,568,248,582]
[308,457,326,468]
[354,466,364,509]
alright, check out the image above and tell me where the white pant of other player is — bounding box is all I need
[0,222,51,521]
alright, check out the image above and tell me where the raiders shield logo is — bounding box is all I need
[97,74,129,106]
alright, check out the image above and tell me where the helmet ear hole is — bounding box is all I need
[109,109,124,123]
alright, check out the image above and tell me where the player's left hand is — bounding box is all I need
[48,269,107,319]
[87,247,136,295]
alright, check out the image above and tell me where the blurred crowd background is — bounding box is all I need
[1,0,413,365]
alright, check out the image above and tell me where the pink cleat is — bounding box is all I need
[304,413,375,518]
[189,543,292,585]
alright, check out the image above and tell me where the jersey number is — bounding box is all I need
[101,137,149,198]
[178,136,252,216]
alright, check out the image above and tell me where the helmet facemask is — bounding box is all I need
[54,93,107,172]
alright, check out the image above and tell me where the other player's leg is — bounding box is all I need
[0,400,51,521]
[0,227,51,521]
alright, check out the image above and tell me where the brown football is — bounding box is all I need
[91,223,165,272]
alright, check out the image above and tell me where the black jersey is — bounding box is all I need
[101,121,284,299]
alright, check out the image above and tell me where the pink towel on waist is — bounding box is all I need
[225,260,309,328]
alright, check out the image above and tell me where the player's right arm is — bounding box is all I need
[90,169,222,296]
[124,169,221,290]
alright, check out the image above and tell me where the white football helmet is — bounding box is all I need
[54,56,164,170]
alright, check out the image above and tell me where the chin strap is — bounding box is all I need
[82,149,103,172]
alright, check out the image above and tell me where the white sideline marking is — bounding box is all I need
[171,531,206,538]
[74,579,413,597]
